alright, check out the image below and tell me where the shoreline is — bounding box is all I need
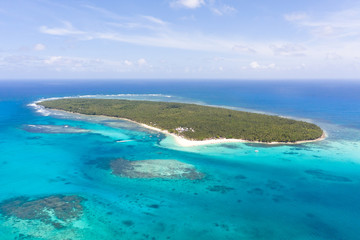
[32,101,326,147]
[137,122,327,147]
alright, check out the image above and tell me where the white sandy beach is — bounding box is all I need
[138,122,327,147]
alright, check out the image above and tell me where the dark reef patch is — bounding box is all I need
[111,158,204,180]
[283,151,298,155]
[272,195,290,203]
[122,220,134,227]
[147,204,160,209]
[265,180,284,191]
[86,157,113,170]
[304,213,342,239]
[26,136,42,140]
[0,194,85,229]
[219,144,241,149]
[247,188,264,195]
[245,143,282,148]
[305,169,351,182]
[234,175,247,180]
[214,222,230,231]
[207,185,235,194]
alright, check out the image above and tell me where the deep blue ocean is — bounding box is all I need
[0,80,359,240]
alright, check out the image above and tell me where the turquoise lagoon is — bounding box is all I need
[0,80,359,239]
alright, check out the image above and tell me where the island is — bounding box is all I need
[38,98,324,144]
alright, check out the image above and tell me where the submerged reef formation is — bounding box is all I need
[23,124,90,134]
[111,158,204,180]
[207,185,235,194]
[0,195,85,229]
[305,169,352,182]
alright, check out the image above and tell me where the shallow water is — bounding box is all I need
[0,80,359,239]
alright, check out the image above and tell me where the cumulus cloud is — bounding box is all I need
[250,61,260,69]
[249,61,275,69]
[124,60,133,66]
[171,0,205,9]
[34,43,46,51]
[137,58,147,66]
[44,56,62,65]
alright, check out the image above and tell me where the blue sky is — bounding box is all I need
[1,0,360,79]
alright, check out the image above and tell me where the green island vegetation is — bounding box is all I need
[39,98,323,143]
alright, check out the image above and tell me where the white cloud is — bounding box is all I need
[171,0,236,15]
[83,4,126,21]
[39,21,84,36]
[284,8,360,39]
[39,23,220,52]
[232,45,256,54]
[0,55,42,68]
[326,53,342,60]
[211,8,222,16]
[284,12,308,22]
[180,15,196,21]
[270,43,306,56]
[124,60,133,66]
[205,0,236,16]
[142,16,167,25]
[249,61,275,69]
[268,63,276,69]
[35,5,360,75]
[34,43,46,51]
[211,5,237,16]
[0,54,152,73]
[171,0,205,9]
[38,7,245,54]
[137,58,147,66]
[44,56,62,65]
[250,61,260,69]
[39,21,265,55]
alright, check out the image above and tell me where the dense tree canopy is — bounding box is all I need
[40,98,323,143]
